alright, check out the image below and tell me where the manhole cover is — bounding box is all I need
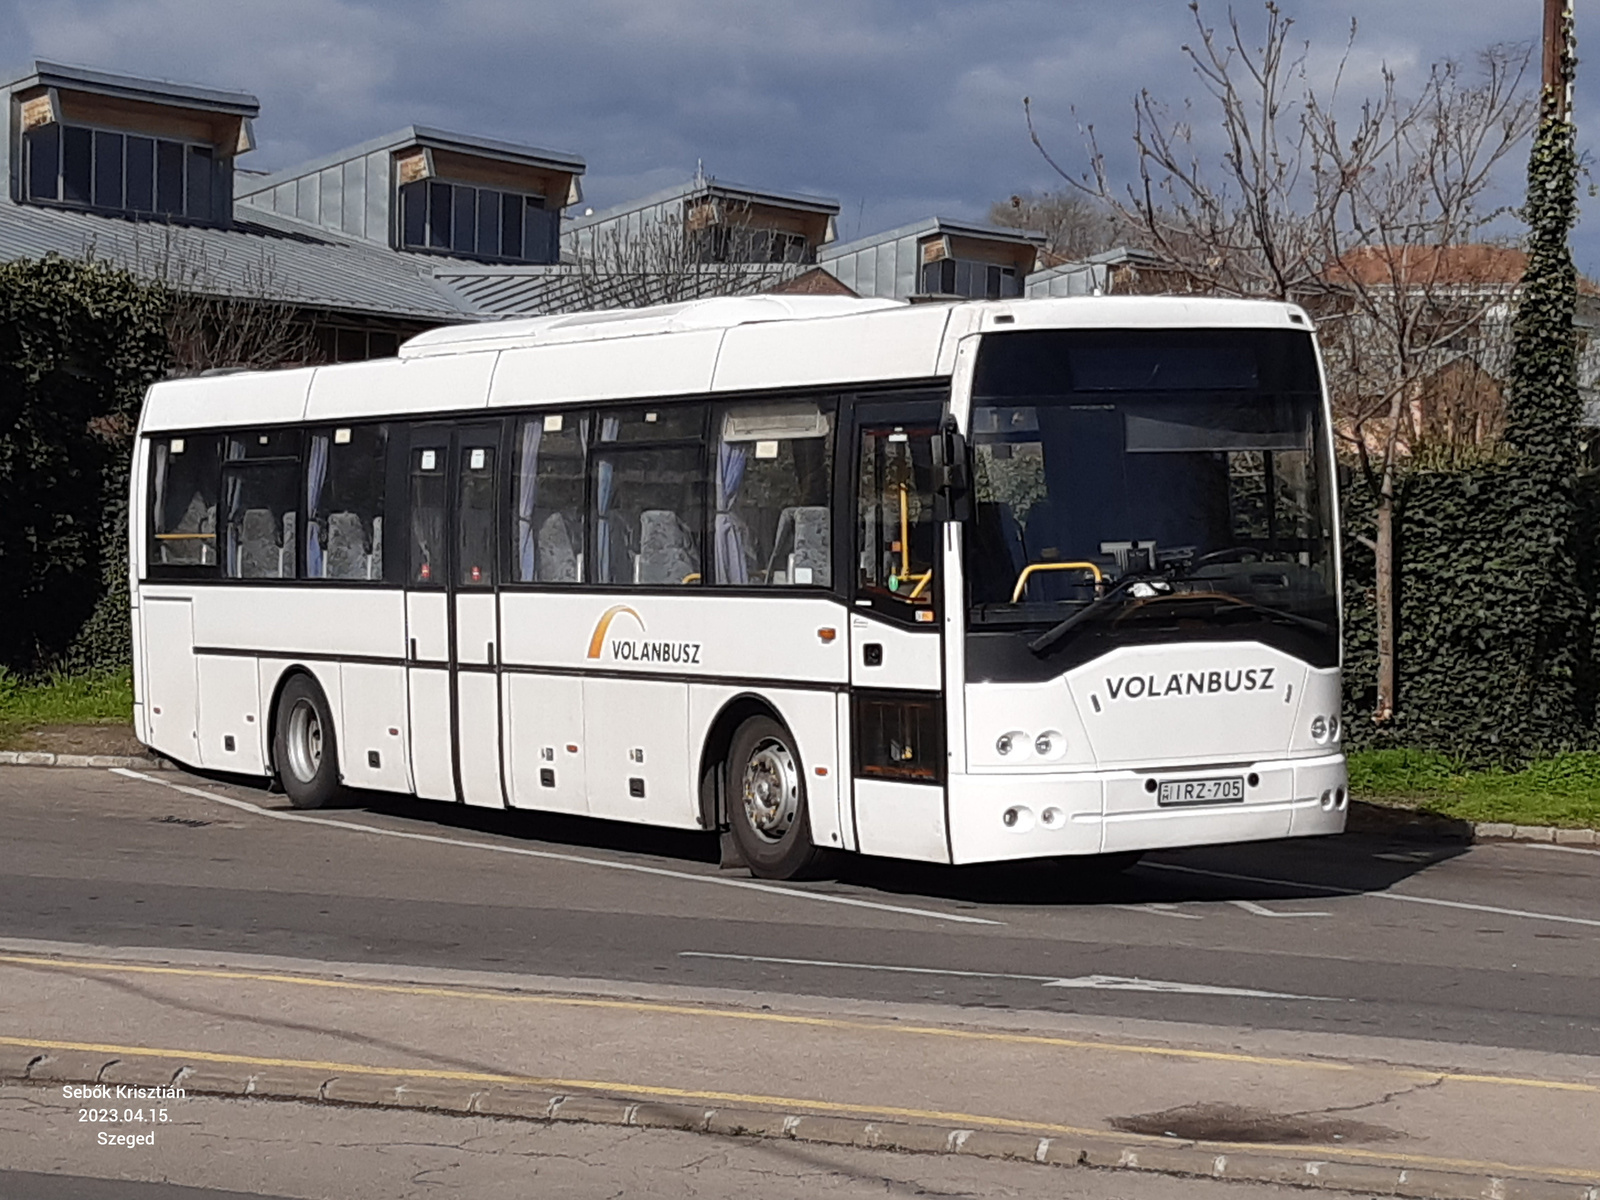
[1110,1103,1401,1145]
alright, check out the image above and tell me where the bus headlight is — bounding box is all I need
[1310,715,1328,742]
[996,733,1015,756]
[1034,730,1064,759]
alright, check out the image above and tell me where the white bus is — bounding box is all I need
[130,294,1347,880]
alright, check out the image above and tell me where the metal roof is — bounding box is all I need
[567,176,839,234]
[2,60,259,116]
[0,201,473,321]
[431,261,804,316]
[235,125,585,200]
[819,216,1046,261]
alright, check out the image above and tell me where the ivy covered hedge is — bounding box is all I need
[0,256,169,675]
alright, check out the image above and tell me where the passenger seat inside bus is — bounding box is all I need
[767,505,830,586]
[536,512,579,582]
[638,509,698,585]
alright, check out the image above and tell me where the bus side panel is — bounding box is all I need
[196,654,266,775]
[585,677,695,827]
[689,685,843,851]
[504,673,587,814]
[340,662,413,794]
[140,596,198,765]
[853,779,948,863]
[129,436,152,747]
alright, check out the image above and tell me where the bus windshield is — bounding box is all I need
[965,327,1337,667]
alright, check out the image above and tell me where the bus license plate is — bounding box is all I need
[1157,776,1245,806]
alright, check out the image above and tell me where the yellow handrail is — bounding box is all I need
[681,572,702,584]
[1010,561,1104,604]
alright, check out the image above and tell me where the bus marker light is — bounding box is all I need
[817,628,836,643]
[388,728,399,736]
[814,766,828,776]
[915,610,934,622]
[566,744,578,754]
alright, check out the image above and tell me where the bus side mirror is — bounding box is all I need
[934,417,972,523]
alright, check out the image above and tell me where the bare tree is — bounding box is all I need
[987,191,1117,262]
[564,201,800,311]
[120,224,316,372]
[1027,1,1536,722]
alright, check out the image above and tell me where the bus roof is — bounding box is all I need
[139,295,1312,433]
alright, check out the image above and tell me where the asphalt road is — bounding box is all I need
[1,765,1596,1056]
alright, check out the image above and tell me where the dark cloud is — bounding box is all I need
[4,0,1593,269]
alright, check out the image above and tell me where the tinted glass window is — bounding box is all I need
[400,180,427,249]
[451,184,476,254]
[92,131,122,208]
[222,461,299,579]
[598,405,704,444]
[306,426,387,581]
[457,443,497,586]
[62,126,92,204]
[156,140,184,214]
[713,402,833,587]
[185,146,213,219]
[857,424,937,608]
[125,136,154,211]
[591,447,704,586]
[512,413,588,583]
[409,445,447,586]
[476,189,500,257]
[427,181,452,250]
[501,193,524,258]
[24,126,59,201]
[149,434,222,568]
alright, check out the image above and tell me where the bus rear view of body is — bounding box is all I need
[130,294,1345,880]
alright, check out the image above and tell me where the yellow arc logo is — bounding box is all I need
[587,605,644,659]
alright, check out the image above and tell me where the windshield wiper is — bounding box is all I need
[1027,573,1170,656]
[1027,582,1327,657]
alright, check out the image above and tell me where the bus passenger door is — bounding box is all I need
[451,426,505,808]
[847,402,950,863]
[405,430,454,801]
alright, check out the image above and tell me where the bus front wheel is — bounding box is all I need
[273,674,343,810]
[726,716,823,881]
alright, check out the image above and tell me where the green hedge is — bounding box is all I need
[0,256,169,674]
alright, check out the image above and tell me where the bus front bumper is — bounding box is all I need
[945,752,1348,865]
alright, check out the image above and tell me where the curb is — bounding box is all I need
[6,1046,1597,1200]
[0,750,174,770]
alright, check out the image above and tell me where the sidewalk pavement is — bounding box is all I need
[1,942,1597,1199]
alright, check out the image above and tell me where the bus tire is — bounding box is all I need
[726,715,822,881]
[273,674,343,810]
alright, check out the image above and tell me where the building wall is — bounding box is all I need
[238,148,393,245]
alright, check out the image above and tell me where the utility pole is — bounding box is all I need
[1543,0,1574,121]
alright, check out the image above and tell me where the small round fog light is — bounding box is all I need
[1319,788,1334,811]
[996,734,1014,756]
[1329,715,1341,741]
[1310,715,1329,742]
[1003,807,1019,827]
[1040,807,1064,828]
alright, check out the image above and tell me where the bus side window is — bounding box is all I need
[856,425,937,606]
[713,400,834,588]
[220,431,301,580]
[511,413,588,584]
[590,405,706,587]
[149,433,222,569]
[409,445,447,586]
[305,425,387,581]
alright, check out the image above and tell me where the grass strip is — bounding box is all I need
[1349,749,1600,830]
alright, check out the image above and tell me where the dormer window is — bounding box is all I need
[397,179,556,263]
[24,123,228,223]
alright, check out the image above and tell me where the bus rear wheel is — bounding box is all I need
[273,675,343,810]
[726,716,823,881]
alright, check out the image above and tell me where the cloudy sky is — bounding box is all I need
[5,0,1594,272]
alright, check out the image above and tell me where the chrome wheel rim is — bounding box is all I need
[742,738,799,843]
[285,698,322,784]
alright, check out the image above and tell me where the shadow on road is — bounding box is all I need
[322,785,1473,911]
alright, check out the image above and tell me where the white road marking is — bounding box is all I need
[1146,861,1600,929]
[107,769,1002,927]
[1519,842,1600,859]
[1112,902,1203,920]
[679,950,1331,1001]
[1229,900,1331,918]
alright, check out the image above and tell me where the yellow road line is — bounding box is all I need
[3,951,1595,1096]
[5,1033,1597,1184]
